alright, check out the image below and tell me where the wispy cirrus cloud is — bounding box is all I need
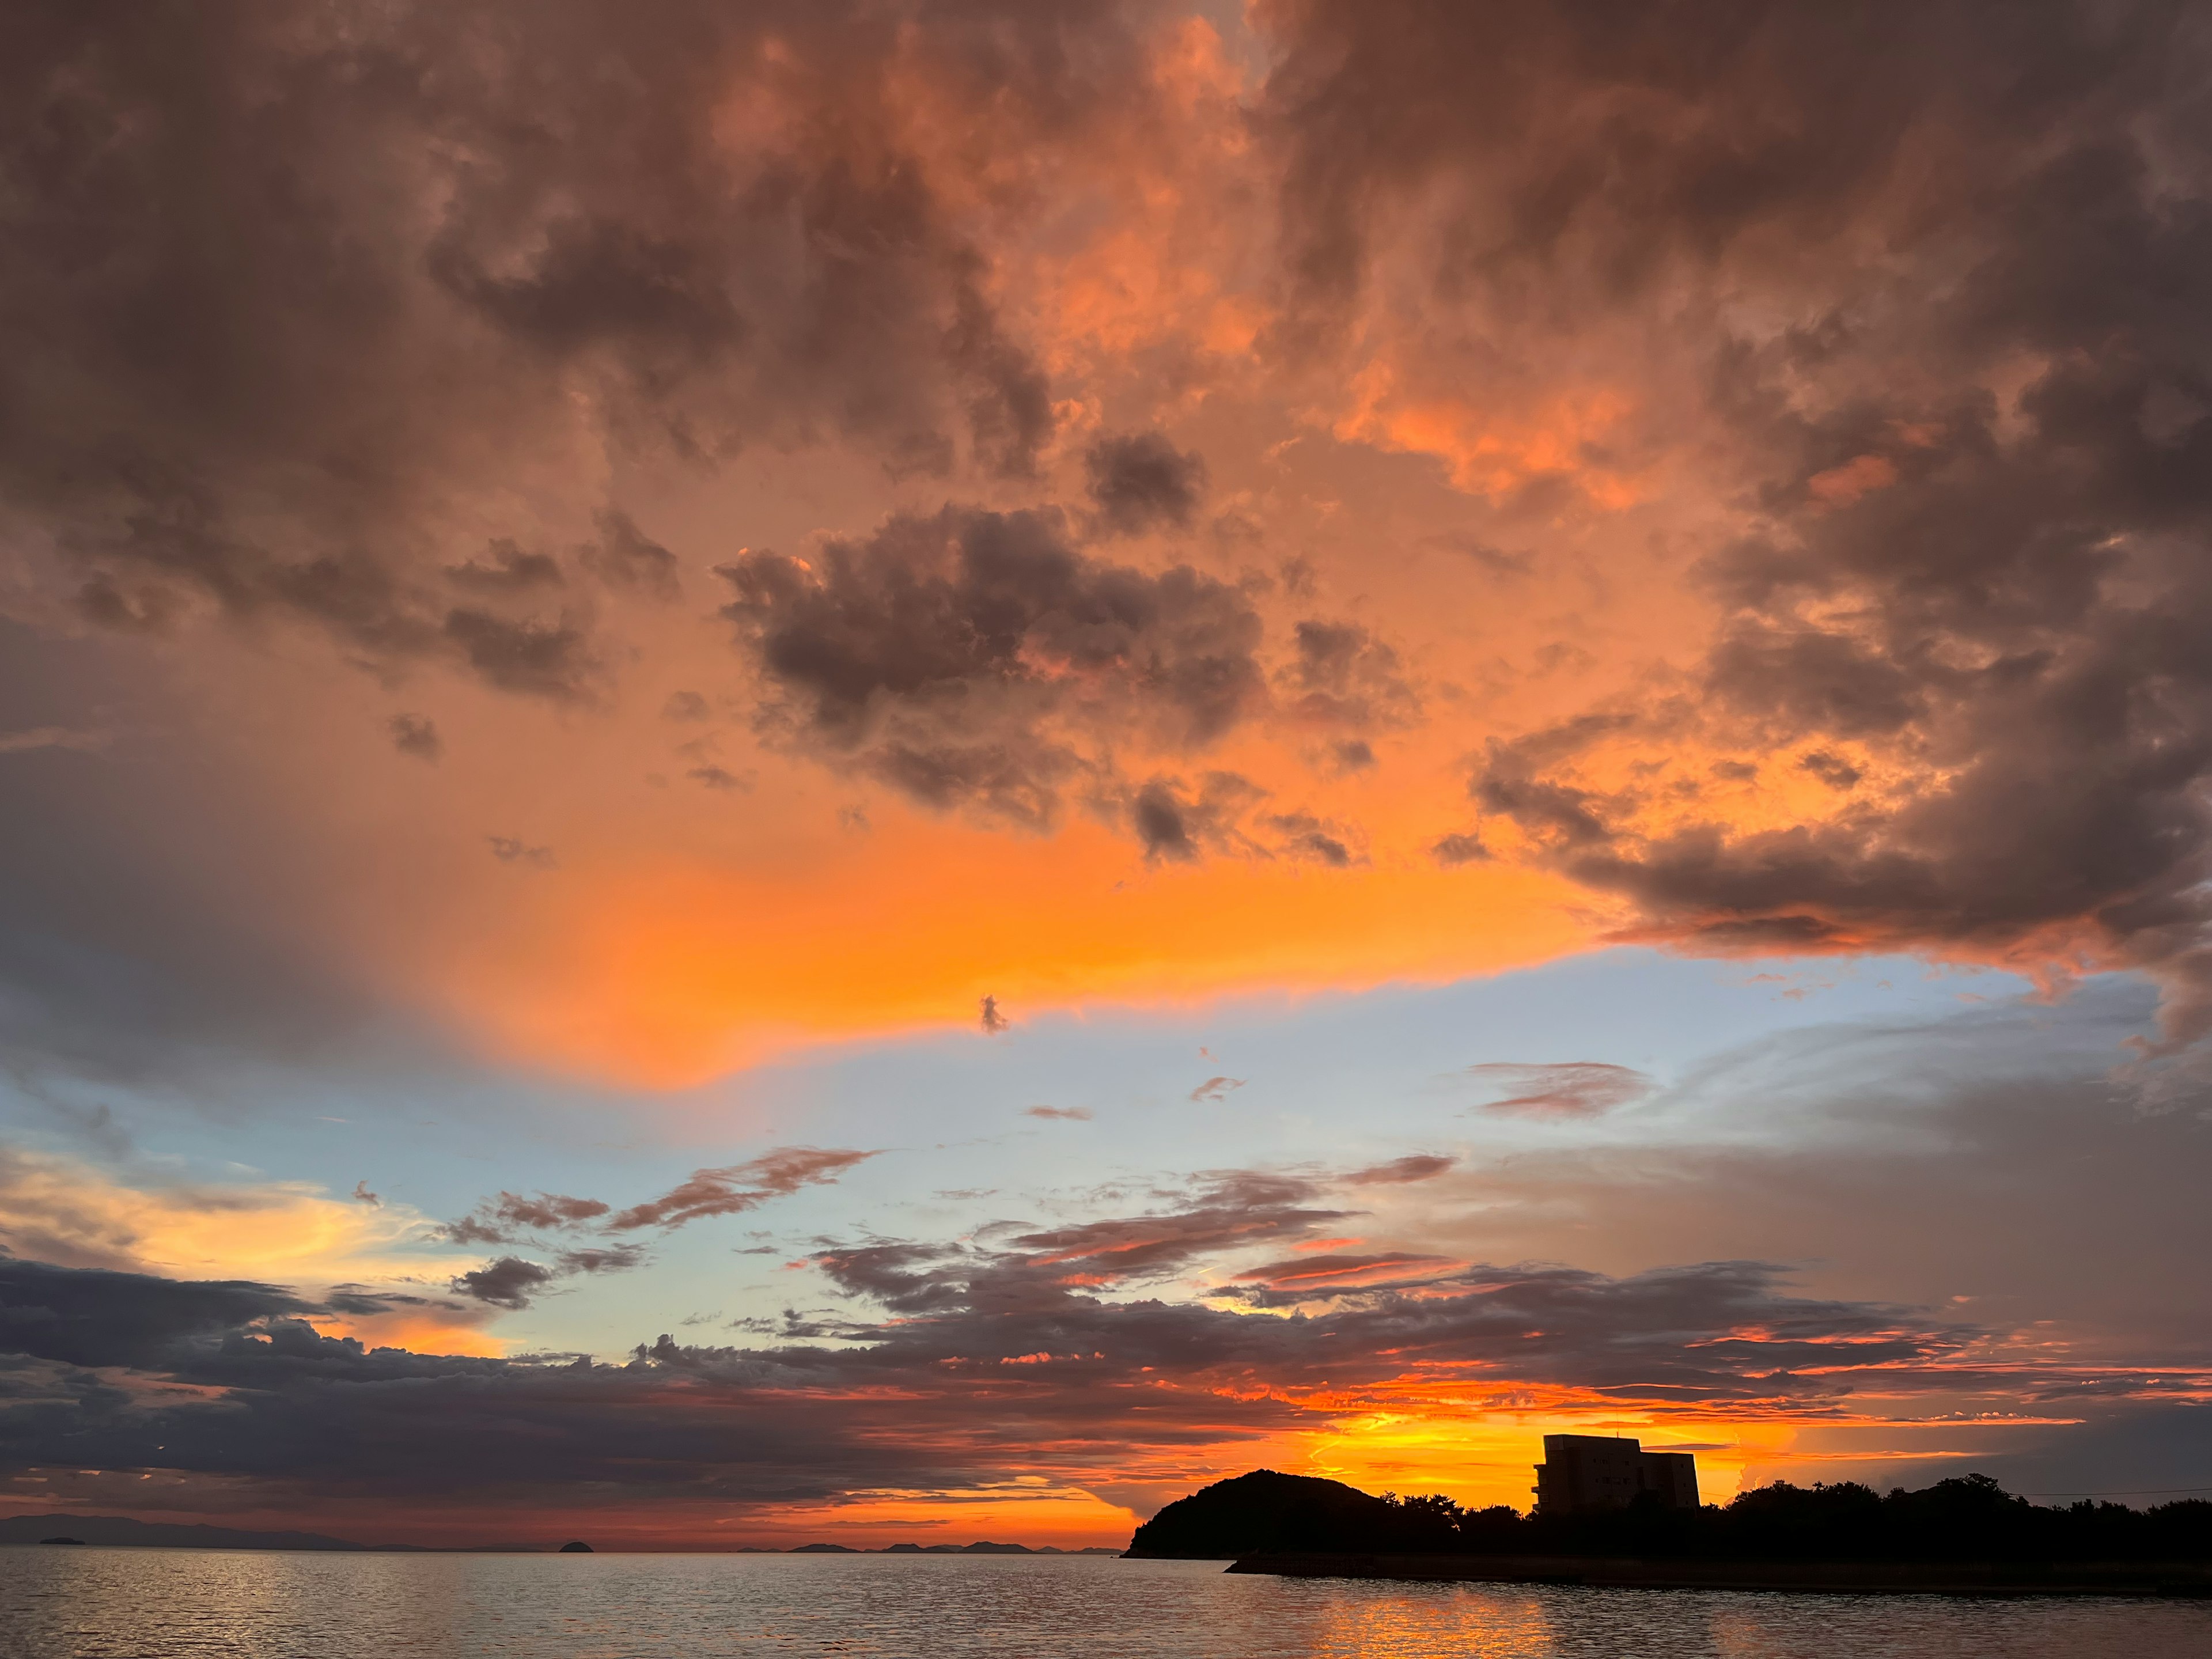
[438,1146,877,1306]
[1458,1061,1654,1118]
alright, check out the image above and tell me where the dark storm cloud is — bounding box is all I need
[1260,0,2195,324]
[0,1255,313,1369]
[1262,0,2212,1043]
[1084,433,1208,535]
[0,1,1166,695]
[719,508,1264,827]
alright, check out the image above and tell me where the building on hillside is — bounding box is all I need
[1532,1434,1699,1516]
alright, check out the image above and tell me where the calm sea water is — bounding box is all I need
[5,1548,2210,1658]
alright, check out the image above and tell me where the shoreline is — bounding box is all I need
[1226,1552,2212,1599]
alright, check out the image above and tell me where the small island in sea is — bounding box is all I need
[1127,1467,2212,1596]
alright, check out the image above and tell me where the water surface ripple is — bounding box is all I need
[5,1548,2209,1658]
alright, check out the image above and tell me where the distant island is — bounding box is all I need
[1128,1469,2212,1596]
[790,1541,1119,1556]
[0,1514,1119,1556]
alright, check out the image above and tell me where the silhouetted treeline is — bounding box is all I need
[1372,1475,2212,1563]
[1127,1468,2212,1563]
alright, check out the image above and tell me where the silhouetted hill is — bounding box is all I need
[1126,1470,1452,1559]
[1128,1471,2212,1566]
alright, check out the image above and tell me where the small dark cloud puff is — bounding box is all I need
[1188,1075,1246,1103]
[979,995,1009,1035]
[446,541,564,594]
[662,690,711,722]
[1260,810,1362,867]
[1126,771,1268,863]
[580,511,681,603]
[441,611,598,703]
[687,765,749,791]
[558,1244,649,1275]
[388,714,441,762]
[450,1256,555,1310]
[446,1192,612,1247]
[1431,831,1490,866]
[487,836,556,869]
[1085,433,1208,535]
[1279,619,1416,731]
[1798,750,1863,791]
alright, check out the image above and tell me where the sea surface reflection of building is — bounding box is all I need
[1532,1434,1699,1516]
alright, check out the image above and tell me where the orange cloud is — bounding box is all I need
[1334,361,1646,507]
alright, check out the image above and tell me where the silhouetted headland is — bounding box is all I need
[1131,1471,2212,1596]
[559,1540,593,1552]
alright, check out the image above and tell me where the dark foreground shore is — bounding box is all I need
[1228,1552,2212,1598]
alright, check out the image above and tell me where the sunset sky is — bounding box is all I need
[3,0,2211,1550]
